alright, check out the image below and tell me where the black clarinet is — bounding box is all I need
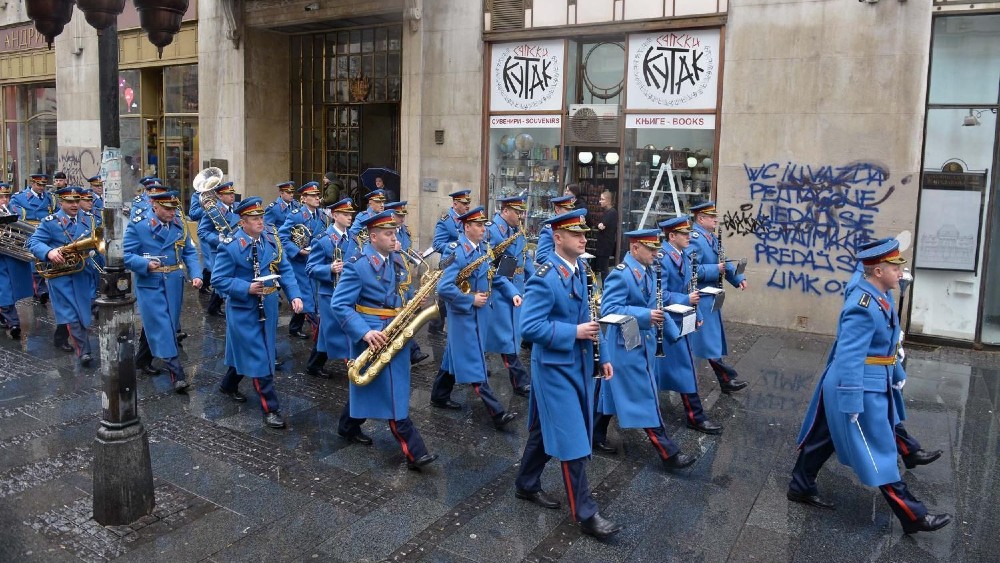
[654,255,665,357]
[585,264,602,378]
[716,224,726,289]
[252,241,265,322]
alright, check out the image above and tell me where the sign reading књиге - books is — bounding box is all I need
[490,40,564,113]
[626,29,720,111]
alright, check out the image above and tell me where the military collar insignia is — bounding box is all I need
[239,237,248,248]
[557,264,571,279]
[691,232,700,238]
[632,267,644,281]
[132,215,142,223]
[876,296,891,313]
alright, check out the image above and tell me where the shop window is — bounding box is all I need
[164,65,198,113]
[2,85,57,186]
[487,125,563,242]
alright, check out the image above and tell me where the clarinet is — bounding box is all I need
[716,224,726,289]
[689,251,699,296]
[251,240,265,322]
[654,254,665,357]
[585,263,602,379]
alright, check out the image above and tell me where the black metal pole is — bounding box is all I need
[92,23,155,526]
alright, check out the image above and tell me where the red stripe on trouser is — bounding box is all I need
[644,428,671,461]
[66,324,80,356]
[502,356,510,369]
[681,395,696,425]
[883,485,918,521]
[472,384,496,417]
[895,435,910,455]
[253,379,270,413]
[311,317,319,342]
[561,461,577,521]
[389,420,414,462]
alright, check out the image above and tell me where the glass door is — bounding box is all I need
[163,117,198,208]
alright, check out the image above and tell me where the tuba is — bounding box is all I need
[36,227,106,279]
[0,213,37,262]
[348,267,443,386]
[194,167,234,241]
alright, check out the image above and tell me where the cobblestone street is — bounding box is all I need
[0,290,997,562]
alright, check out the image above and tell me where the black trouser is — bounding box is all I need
[337,400,430,462]
[428,297,447,332]
[136,327,153,369]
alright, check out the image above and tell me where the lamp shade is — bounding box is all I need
[605,152,619,165]
[686,156,698,168]
[76,0,126,30]
[134,0,190,56]
[578,152,594,164]
[25,0,75,47]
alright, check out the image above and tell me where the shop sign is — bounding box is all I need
[489,115,562,128]
[490,40,564,112]
[0,24,46,54]
[626,114,716,129]
[626,29,720,111]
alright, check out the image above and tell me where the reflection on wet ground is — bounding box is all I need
[0,291,996,562]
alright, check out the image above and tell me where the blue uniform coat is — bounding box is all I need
[197,203,238,272]
[264,197,299,229]
[533,225,553,266]
[278,206,328,315]
[656,244,700,393]
[188,191,203,221]
[597,254,664,428]
[432,208,462,254]
[0,254,33,307]
[9,188,56,223]
[212,227,301,378]
[123,214,201,359]
[348,207,376,241]
[438,235,517,383]
[26,211,96,327]
[306,225,359,359]
[485,216,533,354]
[796,278,903,487]
[520,256,605,460]
[330,245,412,420]
[687,223,745,358]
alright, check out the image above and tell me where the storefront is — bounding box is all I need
[483,26,723,257]
[910,12,1000,346]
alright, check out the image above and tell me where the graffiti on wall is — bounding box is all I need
[57,148,101,186]
[724,161,908,296]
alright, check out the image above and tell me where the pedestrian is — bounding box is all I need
[788,237,952,534]
[213,197,303,429]
[593,190,618,281]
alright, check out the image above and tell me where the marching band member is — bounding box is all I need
[264,181,299,229]
[593,229,697,469]
[485,195,533,395]
[331,210,437,470]
[197,181,238,317]
[124,191,202,391]
[86,176,105,212]
[430,206,518,429]
[386,200,429,365]
[279,181,328,339]
[0,183,32,339]
[304,197,359,377]
[26,186,98,366]
[687,201,750,394]
[533,195,576,266]
[348,189,386,241]
[656,216,723,435]
[214,197,303,429]
[130,177,164,220]
[79,188,103,317]
[9,173,56,304]
[428,190,472,335]
[789,238,952,534]
[514,209,619,540]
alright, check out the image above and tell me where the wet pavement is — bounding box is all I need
[0,289,997,562]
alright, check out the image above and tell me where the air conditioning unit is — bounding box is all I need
[567,104,620,145]
[569,104,619,118]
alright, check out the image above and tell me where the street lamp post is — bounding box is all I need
[25,0,189,526]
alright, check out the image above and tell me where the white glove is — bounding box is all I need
[892,380,906,391]
[849,413,859,424]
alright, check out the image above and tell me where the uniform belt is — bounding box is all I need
[864,355,897,366]
[514,267,524,274]
[151,264,184,273]
[260,286,278,295]
[355,305,401,317]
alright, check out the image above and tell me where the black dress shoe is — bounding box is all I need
[80,354,94,367]
[338,431,373,445]
[786,489,836,510]
[520,340,532,351]
[207,308,224,317]
[493,411,517,429]
[173,380,189,393]
[7,326,20,340]
[431,399,462,410]
[687,420,724,435]
[513,385,531,397]
[593,441,618,455]
[175,331,188,344]
[138,365,162,376]
[35,294,49,305]
[219,388,248,403]
[903,513,952,534]
[720,379,749,394]
[515,488,561,509]
[663,453,697,470]
[903,449,942,470]
[289,330,310,339]
[263,412,286,429]
[578,512,621,540]
[410,351,430,365]
[306,367,334,379]
[407,453,438,471]
[55,342,73,352]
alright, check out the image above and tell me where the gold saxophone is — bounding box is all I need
[36,227,106,279]
[347,267,443,386]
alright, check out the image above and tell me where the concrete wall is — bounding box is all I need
[54,12,103,185]
[243,30,290,198]
[717,0,933,334]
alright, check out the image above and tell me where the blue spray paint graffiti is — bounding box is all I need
[722,161,905,296]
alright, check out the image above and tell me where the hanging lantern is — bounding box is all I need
[25,0,76,48]
[134,0,189,57]
[76,0,126,30]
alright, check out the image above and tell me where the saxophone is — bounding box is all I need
[456,240,494,294]
[347,267,443,386]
